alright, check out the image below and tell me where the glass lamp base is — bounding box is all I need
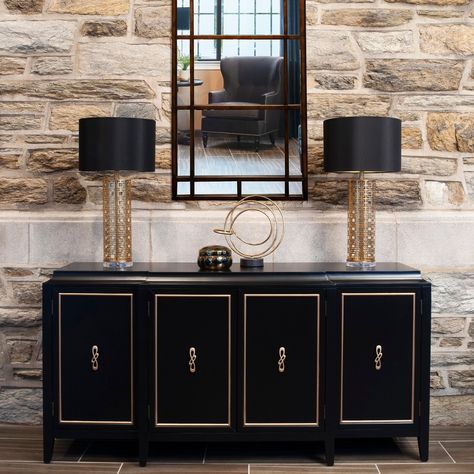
[346,260,376,268]
[103,261,133,269]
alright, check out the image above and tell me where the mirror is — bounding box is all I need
[172,0,307,200]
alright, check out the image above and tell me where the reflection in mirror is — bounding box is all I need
[173,0,307,200]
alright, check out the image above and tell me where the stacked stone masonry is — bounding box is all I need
[0,0,473,424]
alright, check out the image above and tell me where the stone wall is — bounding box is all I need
[0,0,473,424]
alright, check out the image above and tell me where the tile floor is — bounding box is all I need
[0,425,473,473]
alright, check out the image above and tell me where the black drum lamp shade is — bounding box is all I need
[177,7,190,31]
[79,117,156,172]
[324,116,401,173]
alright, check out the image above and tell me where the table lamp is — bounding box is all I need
[79,117,155,269]
[324,116,401,268]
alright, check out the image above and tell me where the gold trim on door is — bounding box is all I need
[155,294,232,428]
[58,293,134,426]
[244,294,320,427]
[340,292,416,425]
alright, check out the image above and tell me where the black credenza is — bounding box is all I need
[42,262,431,466]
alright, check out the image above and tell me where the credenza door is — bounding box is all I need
[154,293,232,428]
[339,292,418,426]
[57,292,134,425]
[243,292,321,428]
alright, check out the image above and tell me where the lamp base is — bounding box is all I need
[103,173,133,268]
[346,260,376,269]
[347,177,376,266]
[103,261,133,269]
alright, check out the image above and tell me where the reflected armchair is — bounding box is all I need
[201,56,283,152]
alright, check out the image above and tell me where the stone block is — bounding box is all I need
[11,281,42,305]
[431,395,474,425]
[398,95,474,110]
[306,31,360,71]
[402,127,423,149]
[48,0,129,15]
[0,388,42,424]
[307,142,324,174]
[29,220,103,264]
[386,0,469,4]
[322,9,413,27]
[0,309,41,327]
[49,103,111,132]
[313,74,357,90]
[0,80,155,100]
[0,153,20,169]
[355,31,414,54]
[449,370,474,390]
[0,21,75,54]
[78,43,171,80]
[0,178,47,205]
[132,176,171,202]
[4,0,43,13]
[0,222,29,264]
[0,101,45,114]
[424,181,465,207]
[115,102,157,120]
[155,148,171,169]
[427,113,474,153]
[0,57,27,75]
[13,369,42,381]
[420,24,474,55]
[401,157,457,176]
[307,94,391,120]
[431,371,445,390]
[53,175,87,204]
[81,20,127,37]
[429,273,474,314]
[397,214,474,267]
[432,317,466,334]
[2,267,34,277]
[0,115,42,131]
[31,57,73,75]
[418,9,464,17]
[432,352,474,367]
[27,148,77,172]
[376,180,421,207]
[439,337,463,347]
[135,6,171,39]
[7,339,35,363]
[364,60,464,92]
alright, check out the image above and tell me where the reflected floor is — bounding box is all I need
[177,133,302,195]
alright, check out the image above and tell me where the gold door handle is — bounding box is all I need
[278,346,286,373]
[189,347,197,373]
[374,344,383,370]
[91,345,99,371]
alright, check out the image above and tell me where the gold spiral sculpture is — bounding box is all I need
[214,195,285,267]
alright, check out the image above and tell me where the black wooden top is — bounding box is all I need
[51,262,425,284]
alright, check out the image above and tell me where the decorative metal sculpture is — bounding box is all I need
[214,196,285,267]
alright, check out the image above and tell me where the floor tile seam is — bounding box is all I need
[77,442,91,463]
[439,441,457,464]
[375,464,382,474]
[117,462,124,474]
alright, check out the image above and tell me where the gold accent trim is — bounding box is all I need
[189,347,197,373]
[244,294,320,427]
[91,345,99,371]
[340,292,416,425]
[58,293,134,425]
[155,294,232,428]
[374,344,383,371]
[278,347,286,373]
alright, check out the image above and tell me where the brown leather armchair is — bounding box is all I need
[201,56,283,152]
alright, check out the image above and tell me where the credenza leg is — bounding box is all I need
[43,434,54,464]
[325,437,335,466]
[418,434,429,462]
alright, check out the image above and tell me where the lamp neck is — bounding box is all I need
[359,171,365,181]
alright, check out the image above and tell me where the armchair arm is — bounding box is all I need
[261,90,280,105]
[208,89,230,104]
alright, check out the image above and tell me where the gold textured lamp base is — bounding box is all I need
[102,173,132,269]
[347,178,376,268]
